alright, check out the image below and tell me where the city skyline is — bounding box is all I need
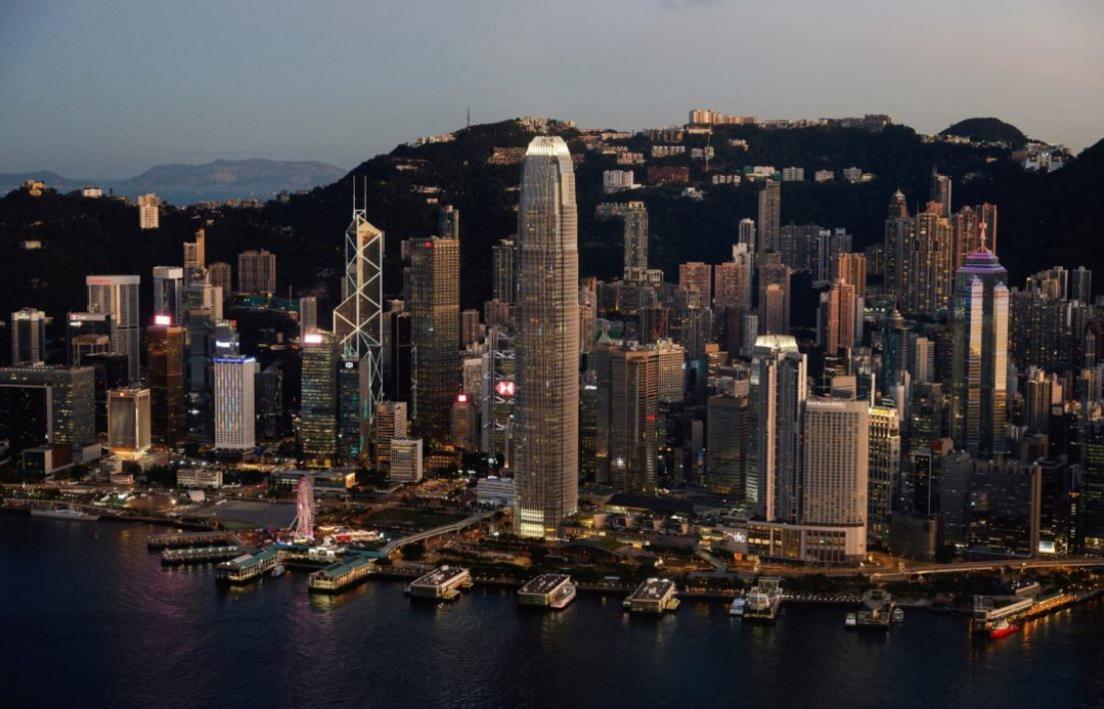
[2,1,1103,177]
[2,5,1104,704]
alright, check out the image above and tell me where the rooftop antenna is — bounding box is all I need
[467,106,471,130]
[352,175,357,212]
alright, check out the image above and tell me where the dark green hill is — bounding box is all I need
[1,117,1101,351]
[940,117,1027,147]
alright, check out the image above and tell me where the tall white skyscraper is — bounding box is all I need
[213,355,258,450]
[752,334,807,520]
[514,136,580,538]
[86,275,140,382]
[801,398,869,527]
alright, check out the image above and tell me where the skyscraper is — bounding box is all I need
[147,319,184,445]
[801,398,868,527]
[438,205,461,240]
[300,331,338,462]
[950,234,1009,458]
[108,387,151,453]
[298,296,318,334]
[867,404,901,546]
[757,258,791,334]
[10,308,47,365]
[930,167,952,218]
[514,136,580,537]
[817,279,857,354]
[757,179,781,253]
[753,335,807,519]
[152,267,184,323]
[714,244,753,312]
[623,201,648,275]
[0,365,96,455]
[333,200,384,436]
[207,262,233,297]
[1071,266,1093,305]
[837,252,867,299]
[213,355,257,451]
[492,239,517,304]
[596,343,659,494]
[382,308,413,404]
[903,204,955,318]
[183,228,206,284]
[707,392,751,496]
[678,262,712,306]
[408,237,460,445]
[375,401,408,473]
[737,218,756,252]
[86,275,140,382]
[337,356,366,463]
[237,249,277,294]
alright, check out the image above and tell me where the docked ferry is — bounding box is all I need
[742,578,783,623]
[30,506,99,522]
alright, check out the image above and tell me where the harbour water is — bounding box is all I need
[1,514,1101,708]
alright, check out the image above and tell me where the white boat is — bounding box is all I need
[729,596,746,617]
[30,507,99,522]
[271,564,287,578]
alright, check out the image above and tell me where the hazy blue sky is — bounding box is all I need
[2,0,1101,177]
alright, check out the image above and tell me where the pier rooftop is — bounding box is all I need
[314,554,375,581]
[411,565,469,589]
[520,573,571,595]
[630,577,677,601]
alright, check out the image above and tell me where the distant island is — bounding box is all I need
[0,158,346,205]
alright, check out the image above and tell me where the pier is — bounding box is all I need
[623,578,680,614]
[215,548,280,585]
[161,545,246,566]
[518,573,576,609]
[406,566,473,600]
[147,530,237,550]
[308,556,377,594]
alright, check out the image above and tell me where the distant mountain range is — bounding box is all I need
[0,158,346,204]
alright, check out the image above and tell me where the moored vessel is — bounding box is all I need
[30,506,99,522]
[742,578,783,623]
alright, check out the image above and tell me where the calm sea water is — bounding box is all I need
[1,513,1101,708]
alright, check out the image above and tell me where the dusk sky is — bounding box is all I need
[2,0,1101,178]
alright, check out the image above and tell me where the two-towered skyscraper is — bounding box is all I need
[514,136,580,538]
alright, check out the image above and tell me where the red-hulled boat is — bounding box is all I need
[989,619,1019,639]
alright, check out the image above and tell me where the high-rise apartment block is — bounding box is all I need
[757,180,781,252]
[237,249,277,294]
[138,193,160,230]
